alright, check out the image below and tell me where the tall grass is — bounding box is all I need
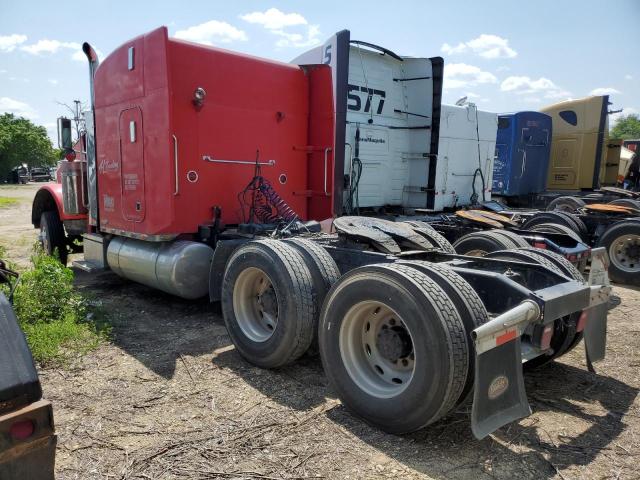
[1,246,109,365]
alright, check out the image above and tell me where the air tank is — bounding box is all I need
[107,237,213,299]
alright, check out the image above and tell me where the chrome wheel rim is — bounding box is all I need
[232,267,278,342]
[339,301,415,398]
[609,234,640,273]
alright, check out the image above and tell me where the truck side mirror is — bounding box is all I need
[57,117,73,150]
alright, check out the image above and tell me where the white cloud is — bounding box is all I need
[240,8,307,30]
[48,78,58,85]
[589,87,621,96]
[624,74,633,80]
[497,65,510,72]
[0,34,27,52]
[21,39,81,55]
[174,20,248,45]
[0,97,38,119]
[274,25,321,48]
[444,63,497,89]
[500,75,570,99]
[442,34,517,59]
[240,8,320,49]
[610,107,638,125]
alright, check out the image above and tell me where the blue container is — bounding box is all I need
[492,111,552,196]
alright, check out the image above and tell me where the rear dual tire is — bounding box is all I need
[221,239,340,368]
[319,263,472,434]
[453,229,528,256]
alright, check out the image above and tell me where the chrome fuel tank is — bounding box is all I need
[107,237,213,299]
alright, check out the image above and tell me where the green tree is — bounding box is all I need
[610,114,640,140]
[0,113,58,181]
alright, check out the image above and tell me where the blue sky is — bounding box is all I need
[1,0,638,144]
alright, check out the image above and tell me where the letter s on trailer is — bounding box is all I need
[31,27,611,439]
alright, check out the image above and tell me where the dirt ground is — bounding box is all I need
[1,184,639,480]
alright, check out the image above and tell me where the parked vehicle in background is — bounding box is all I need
[29,167,52,183]
[0,260,56,479]
[5,165,29,184]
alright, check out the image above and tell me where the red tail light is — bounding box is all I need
[540,325,554,350]
[577,311,588,332]
[533,242,546,249]
[10,420,35,440]
[65,151,76,161]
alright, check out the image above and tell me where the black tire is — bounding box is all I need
[517,247,584,283]
[221,240,315,368]
[400,261,489,405]
[318,263,468,434]
[453,230,515,256]
[283,238,341,347]
[597,220,640,285]
[39,210,68,265]
[608,199,640,212]
[522,211,585,240]
[486,248,580,367]
[407,222,456,254]
[546,196,586,213]
[528,222,583,242]
[492,230,530,248]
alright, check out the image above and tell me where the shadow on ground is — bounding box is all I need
[73,267,638,479]
[73,268,225,378]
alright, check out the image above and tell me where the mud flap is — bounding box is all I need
[471,338,531,439]
[583,247,611,372]
[470,300,539,439]
[583,301,608,372]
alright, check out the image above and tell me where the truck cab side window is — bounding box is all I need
[559,110,578,126]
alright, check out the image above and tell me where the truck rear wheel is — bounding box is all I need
[453,230,518,256]
[400,261,488,405]
[39,211,68,265]
[283,238,340,347]
[522,211,586,240]
[221,240,315,368]
[546,196,586,213]
[318,263,468,434]
[597,220,640,285]
[403,221,456,254]
[528,222,583,242]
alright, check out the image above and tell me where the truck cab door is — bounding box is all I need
[119,107,145,222]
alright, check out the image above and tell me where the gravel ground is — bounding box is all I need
[1,184,639,480]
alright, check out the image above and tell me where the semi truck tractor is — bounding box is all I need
[486,98,640,284]
[32,27,611,439]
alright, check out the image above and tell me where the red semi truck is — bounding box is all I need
[32,27,611,439]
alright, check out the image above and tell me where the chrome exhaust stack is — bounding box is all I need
[82,42,100,228]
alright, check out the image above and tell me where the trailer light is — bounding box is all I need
[540,325,554,351]
[576,311,588,332]
[193,87,206,108]
[9,420,34,440]
[65,151,76,161]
